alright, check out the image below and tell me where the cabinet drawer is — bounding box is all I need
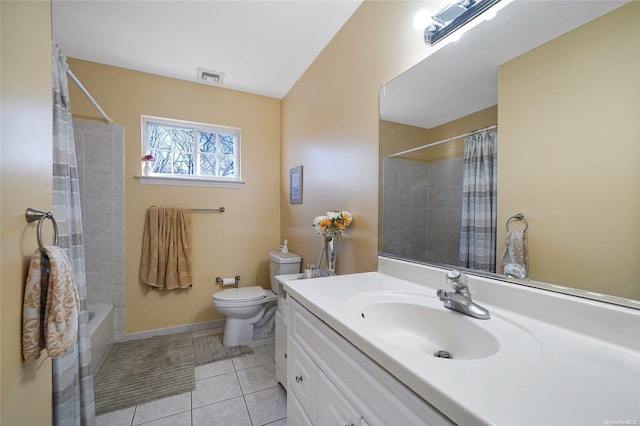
[317,370,360,426]
[288,339,318,420]
[288,387,313,426]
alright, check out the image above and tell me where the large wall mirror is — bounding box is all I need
[379,1,639,308]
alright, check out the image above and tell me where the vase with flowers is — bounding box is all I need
[312,210,353,275]
[142,154,154,176]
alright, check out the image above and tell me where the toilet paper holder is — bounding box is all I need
[216,275,240,288]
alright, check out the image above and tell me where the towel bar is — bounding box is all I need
[192,207,225,213]
[150,205,225,213]
[506,213,528,233]
[25,208,58,254]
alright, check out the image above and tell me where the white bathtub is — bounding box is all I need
[88,303,114,374]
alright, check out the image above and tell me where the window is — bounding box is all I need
[140,116,243,188]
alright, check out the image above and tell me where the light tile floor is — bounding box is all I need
[96,343,287,426]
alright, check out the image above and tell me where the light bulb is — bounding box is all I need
[413,9,433,31]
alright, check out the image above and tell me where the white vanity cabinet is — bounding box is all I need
[286,296,453,426]
[288,388,313,426]
[274,310,287,387]
[317,371,364,426]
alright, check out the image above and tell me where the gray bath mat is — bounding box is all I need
[94,332,195,415]
[193,329,253,366]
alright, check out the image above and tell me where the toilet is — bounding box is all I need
[212,250,301,347]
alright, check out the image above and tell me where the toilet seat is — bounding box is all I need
[212,286,277,308]
[213,286,266,303]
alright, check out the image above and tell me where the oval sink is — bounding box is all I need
[345,292,533,361]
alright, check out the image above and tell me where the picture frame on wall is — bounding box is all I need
[289,165,303,204]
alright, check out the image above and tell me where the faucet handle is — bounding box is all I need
[446,270,468,292]
[447,270,461,280]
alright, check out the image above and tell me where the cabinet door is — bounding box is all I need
[317,371,361,426]
[275,311,287,387]
[288,339,318,420]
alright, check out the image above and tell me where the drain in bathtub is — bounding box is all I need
[434,350,453,359]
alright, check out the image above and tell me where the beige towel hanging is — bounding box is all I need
[500,230,529,277]
[140,206,193,290]
[23,246,80,360]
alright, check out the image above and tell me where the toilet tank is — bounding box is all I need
[269,250,301,293]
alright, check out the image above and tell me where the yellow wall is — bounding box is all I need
[281,1,432,274]
[379,120,431,160]
[1,1,54,424]
[497,2,640,299]
[67,59,282,333]
[380,106,498,162]
[1,1,635,423]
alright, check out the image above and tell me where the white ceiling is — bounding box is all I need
[380,0,628,129]
[52,1,627,120]
[52,0,362,99]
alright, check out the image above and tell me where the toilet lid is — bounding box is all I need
[213,286,266,302]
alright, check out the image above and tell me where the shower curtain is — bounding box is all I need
[52,41,96,425]
[458,129,498,272]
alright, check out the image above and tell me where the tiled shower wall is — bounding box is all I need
[74,120,126,341]
[425,157,464,265]
[382,158,429,259]
[382,156,463,266]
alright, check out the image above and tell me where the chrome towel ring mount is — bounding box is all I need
[506,213,528,233]
[25,208,59,254]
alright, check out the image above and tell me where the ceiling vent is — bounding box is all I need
[197,68,225,86]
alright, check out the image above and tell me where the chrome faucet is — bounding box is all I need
[436,270,490,319]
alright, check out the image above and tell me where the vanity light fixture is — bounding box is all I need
[423,0,502,45]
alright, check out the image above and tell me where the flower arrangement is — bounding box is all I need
[312,210,353,238]
[142,154,154,161]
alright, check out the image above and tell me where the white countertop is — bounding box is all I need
[284,267,640,425]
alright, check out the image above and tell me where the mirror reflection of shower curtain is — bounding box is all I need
[458,130,497,272]
[52,41,96,425]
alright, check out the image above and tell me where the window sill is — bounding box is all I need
[137,175,245,188]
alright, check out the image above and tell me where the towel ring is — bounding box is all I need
[25,208,58,254]
[506,213,528,233]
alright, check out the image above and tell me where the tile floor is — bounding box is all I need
[96,343,287,426]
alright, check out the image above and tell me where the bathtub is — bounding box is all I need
[88,303,114,375]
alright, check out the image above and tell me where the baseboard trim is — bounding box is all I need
[119,319,226,342]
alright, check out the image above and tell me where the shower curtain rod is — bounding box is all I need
[67,69,113,124]
[389,124,497,158]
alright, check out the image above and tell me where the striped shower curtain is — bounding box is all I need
[458,130,498,272]
[52,41,96,425]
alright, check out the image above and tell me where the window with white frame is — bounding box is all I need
[141,116,241,184]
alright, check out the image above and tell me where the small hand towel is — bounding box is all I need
[500,230,528,276]
[140,206,193,290]
[23,246,80,361]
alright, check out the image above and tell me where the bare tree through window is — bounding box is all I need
[144,117,239,179]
